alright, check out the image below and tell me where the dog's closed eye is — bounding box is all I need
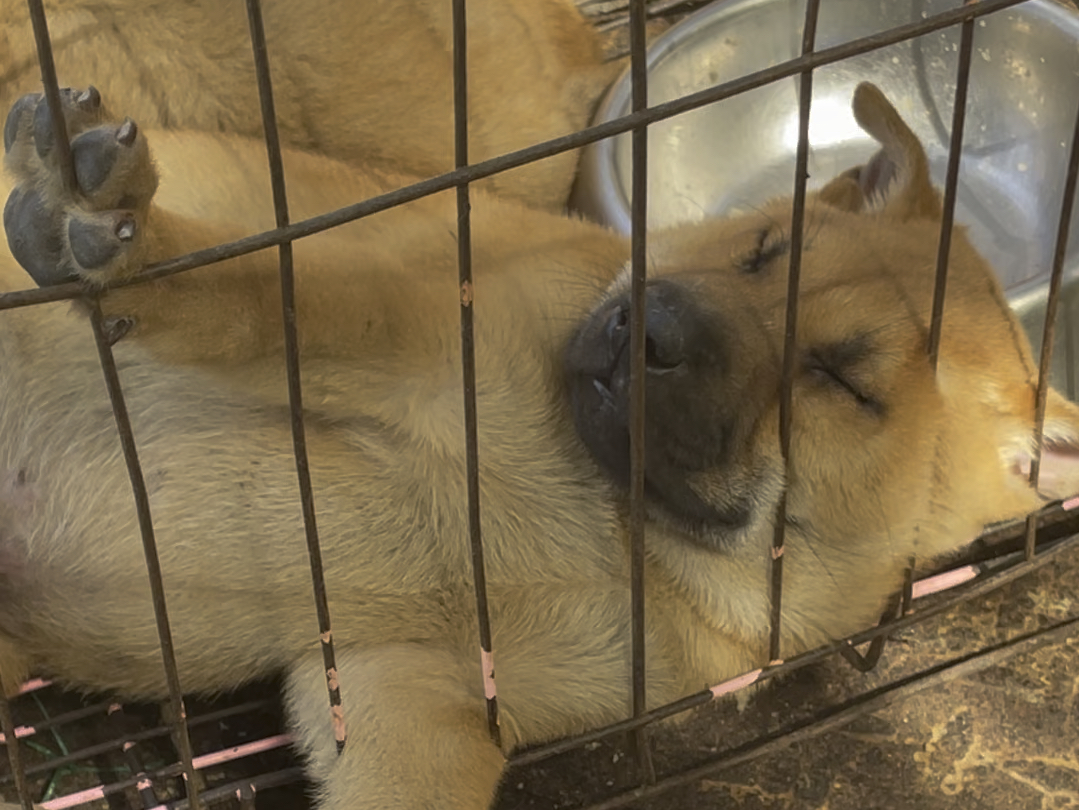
[804,340,886,417]
[737,227,789,274]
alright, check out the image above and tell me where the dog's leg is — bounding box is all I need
[4,88,627,414]
[285,645,505,810]
[2,89,466,371]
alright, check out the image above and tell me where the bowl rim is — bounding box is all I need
[580,0,1079,264]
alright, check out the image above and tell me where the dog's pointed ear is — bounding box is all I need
[1022,389,1079,502]
[817,83,942,220]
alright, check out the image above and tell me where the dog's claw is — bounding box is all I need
[115,215,136,242]
[102,315,135,345]
[116,118,137,147]
[76,86,101,112]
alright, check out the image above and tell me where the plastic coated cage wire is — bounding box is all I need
[0,0,1078,809]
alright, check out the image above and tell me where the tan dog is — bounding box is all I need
[0,0,613,211]
[1,3,1078,809]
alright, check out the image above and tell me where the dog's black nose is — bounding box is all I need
[603,279,696,373]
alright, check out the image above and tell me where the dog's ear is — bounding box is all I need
[1022,389,1079,502]
[817,83,942,220]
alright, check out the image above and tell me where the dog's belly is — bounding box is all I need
[0,304,458,690]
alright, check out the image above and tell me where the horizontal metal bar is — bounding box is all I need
[573,614,1079,810]
[0,698,278,782]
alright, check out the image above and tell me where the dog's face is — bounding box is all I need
[566,84,1079,640]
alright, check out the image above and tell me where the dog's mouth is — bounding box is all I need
[565,282,755,548]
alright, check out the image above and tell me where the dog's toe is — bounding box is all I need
[71,118,149,205]
[31,86,105,160]
[2,187,73,287]
[67,210,137,276]
[3,93,41,155]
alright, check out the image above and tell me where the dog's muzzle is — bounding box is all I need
[564,279,752,535]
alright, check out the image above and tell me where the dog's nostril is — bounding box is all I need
[645,332,684,371]
[603,304,630,360]
[604,304,628,341]
[645,294,686,371]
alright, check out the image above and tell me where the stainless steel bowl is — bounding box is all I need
[573,0,1079,394]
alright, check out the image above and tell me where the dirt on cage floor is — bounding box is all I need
[3,1,1079,809]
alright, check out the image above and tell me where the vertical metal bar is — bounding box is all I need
[87,299,201,810]
[0,686,33,810]
[769,0,821,664]
[1024,98,1079,558]
[626,0,655,785]
[24,0,76,194]
[925,19,975,370]
[451,0,501,747]
[242,0,345,754]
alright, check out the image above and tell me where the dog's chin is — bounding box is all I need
[641,478,755,554]
[567,372,755,553]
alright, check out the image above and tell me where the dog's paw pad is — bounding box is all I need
[70,118,154,206]
[3,88,157,286]
[67,211,137,272]
[2,187,72,286]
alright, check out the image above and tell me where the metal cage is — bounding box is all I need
[1,0,1079,808]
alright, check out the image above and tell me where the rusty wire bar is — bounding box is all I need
[1024,93,1079,559]
[925,18,975,370]
[242,0,346,754]
[767,0,821,665]
[451,0,501,746]
[162,768,305,810]
[25,755,304,810]
[21,1,202,802]
[0,0,1035,317]
[0,688,32,810]
[0,697,275,782]
[25,0,76,194]
[625,0,655,785]
[17,19,202,808]
[87,299,201,810]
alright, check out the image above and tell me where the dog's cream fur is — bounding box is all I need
[1,3,1078,810]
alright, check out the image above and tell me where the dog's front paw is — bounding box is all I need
[3,87,158,287]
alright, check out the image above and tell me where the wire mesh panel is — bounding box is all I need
[1,0,1078,808]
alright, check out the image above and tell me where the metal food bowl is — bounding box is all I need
[573,0,1079,395]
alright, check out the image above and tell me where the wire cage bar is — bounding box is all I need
[625,0,655,784]
[766,0,822,668]
[1,0,1078,808]
[240,0,347,757]
[450,0,503,747]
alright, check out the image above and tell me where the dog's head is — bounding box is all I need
[565,83,1079,649]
